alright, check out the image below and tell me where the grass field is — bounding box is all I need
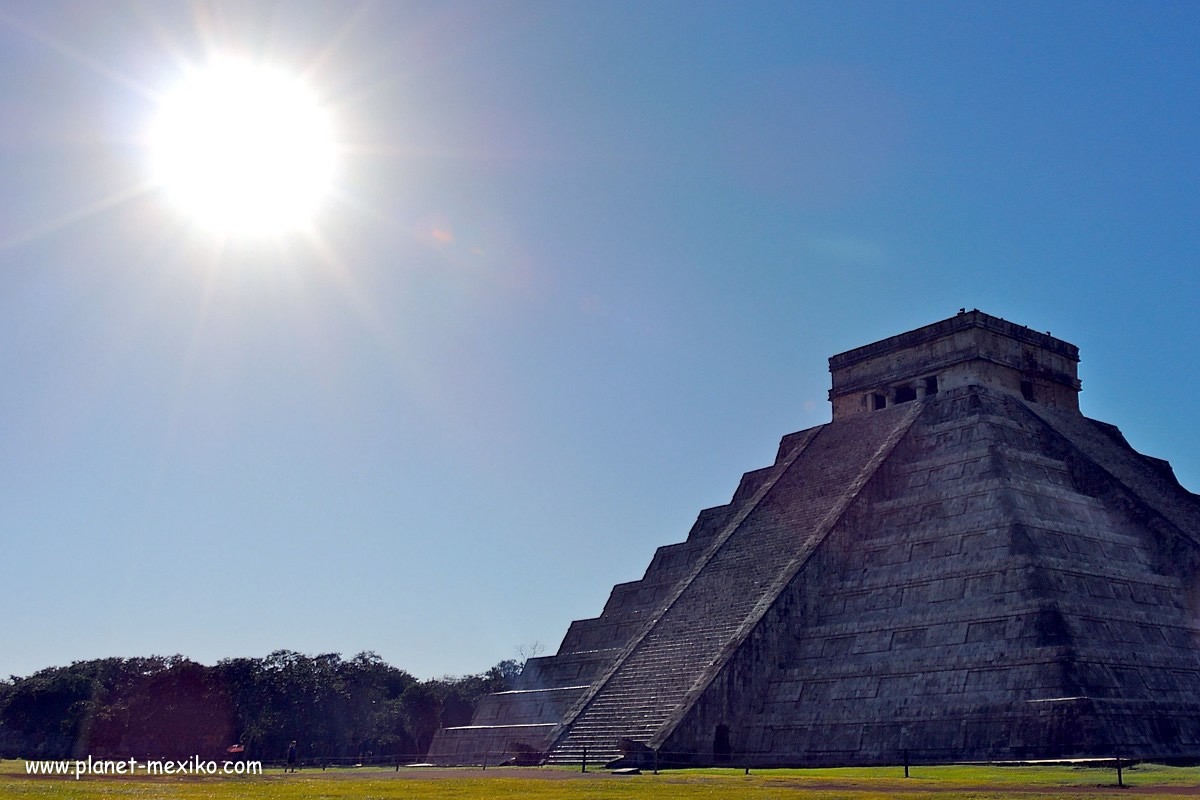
[5,759,1200,799]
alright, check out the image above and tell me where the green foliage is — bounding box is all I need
[0,652,521,762]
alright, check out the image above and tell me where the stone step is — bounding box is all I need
[550,406,919,758]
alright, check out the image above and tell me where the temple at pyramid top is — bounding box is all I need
[828,309,1081,419]
[431,309,1200,770]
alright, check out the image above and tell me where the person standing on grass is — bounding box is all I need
[287,740,297,773]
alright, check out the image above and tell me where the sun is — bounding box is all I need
[149,58,336,236]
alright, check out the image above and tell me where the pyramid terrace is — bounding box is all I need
[431,311,1200,768]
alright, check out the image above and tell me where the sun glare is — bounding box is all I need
[149,58,336,236]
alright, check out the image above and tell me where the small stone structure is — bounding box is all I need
[429,310,1200,766]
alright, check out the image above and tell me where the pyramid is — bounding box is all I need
[429,310,1200,767]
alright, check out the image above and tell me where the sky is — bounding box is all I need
[2,0,1199,682]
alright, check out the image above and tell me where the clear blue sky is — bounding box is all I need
[2,0,1198,681]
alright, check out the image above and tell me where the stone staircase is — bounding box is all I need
[546,402,922,765]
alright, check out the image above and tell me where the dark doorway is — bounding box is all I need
[872,393,886,410]
[1021,380,1035,401]
[713,724,732,763]
[894,385,918,404]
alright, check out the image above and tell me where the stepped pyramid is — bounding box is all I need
[429,310,1200,767]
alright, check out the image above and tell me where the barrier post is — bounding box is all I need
[581,747,587,773]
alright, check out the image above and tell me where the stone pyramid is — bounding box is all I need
[429,310,1200,767]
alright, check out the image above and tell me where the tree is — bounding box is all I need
[400,683,440,757]
[0,650,514,761]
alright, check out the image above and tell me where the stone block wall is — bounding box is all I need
[829,310,1081,419]
[660,388,1200,764]
[434,373,1200,768]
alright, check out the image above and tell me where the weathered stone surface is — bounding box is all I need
[829,309,1080,419]
[428,311,1200,766]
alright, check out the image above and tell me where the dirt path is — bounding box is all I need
[295,767,1200,793]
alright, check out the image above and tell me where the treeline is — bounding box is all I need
[0,651,519,762]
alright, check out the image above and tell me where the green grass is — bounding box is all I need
[3,760,1200,799]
